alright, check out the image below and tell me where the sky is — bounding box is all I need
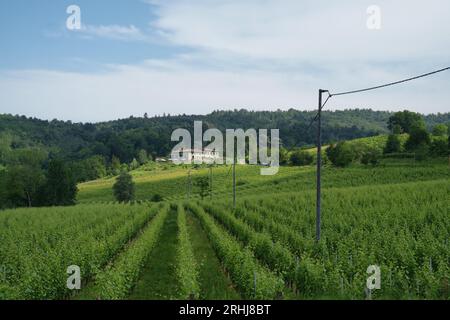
[0,0,449,122]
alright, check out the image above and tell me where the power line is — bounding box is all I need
[330,66,450,97]
[311,65,450,242]
[306,66,450,131]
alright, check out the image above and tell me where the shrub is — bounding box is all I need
[361,148,382,166]
[384,134,402,154]
[150,194,164,202]
[326,142,354,167]
[290,150,314,166]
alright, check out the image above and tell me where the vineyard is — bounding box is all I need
[0,162,449,300]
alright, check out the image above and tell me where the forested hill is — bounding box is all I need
[1,109,449,163]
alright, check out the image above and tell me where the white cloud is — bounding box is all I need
[78,24,147,41]
[150,0,450,63]
[0,0,449,121]
[0,59,448,122]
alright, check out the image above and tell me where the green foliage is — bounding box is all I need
[326,142,354,167]
[384,134,402,154]
[111,156,121,176]
[406,125,431,152]
[227,179,449,299]
[290,150,314,166]
[360,147,381,166]
[2,164,45,208]
[388,110,426,134]
[44,159,78,206]
[1,110,447,165]
[194,176,210,200]
[176,204,200,299]
[432,124,448,136]
[93,204,169,299]
[137,149,149,165]
[202,203,298,287]
[188,203,284,299]
[113,171,135,203]
[0,203,155,299]
[150,194,164,202]
[130,158,140,170]
[78,162,449,204]
[279,147,290,165]
[71,155,107,183]
[430,137,449,157]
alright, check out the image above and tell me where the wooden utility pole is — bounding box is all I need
[209,166,213,200]
[233,160,236,209]
[187,169,191,200]
[316,89,328,242]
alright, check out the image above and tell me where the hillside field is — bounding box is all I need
[1,155,449,300]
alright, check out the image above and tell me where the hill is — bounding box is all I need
[1,109,449,164]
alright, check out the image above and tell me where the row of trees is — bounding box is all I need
[3,110,448,165]
[72,149,152,184]
[326,111,449,167]
[0,156,77,209]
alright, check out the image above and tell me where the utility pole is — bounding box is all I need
[187,169,191,200]
[232,161,236,209]
[209,165,213,200]
[316,89,328,242]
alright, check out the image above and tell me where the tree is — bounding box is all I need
[392,124,402,135]
[74,156,106,182]
[361,148,381,166]
[326,142,354,167]
[279,147,289,166]
[290,150,314,166]
[113,171,135,203]
[432,124,448,136]
[130,158,140,170]
[430,137,448,157]
[44,159,78,206]
[3,165,45,208]
[1,148,47,208]
[137,149,149,165]
[405,124,431,152]
[111,156,121,175]
[388,111,425,134]
[194,176,209,200]
[0,132,12,165]
[384,134,402,154]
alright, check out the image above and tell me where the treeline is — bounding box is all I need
[0,147,153,209]
[324,111,449,167]
[282,111,449,168]
[2,109,448,165]
[0,152,77,209]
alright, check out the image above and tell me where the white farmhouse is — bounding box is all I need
[171,148,221,164]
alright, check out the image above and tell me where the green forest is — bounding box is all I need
[0,109,449,210]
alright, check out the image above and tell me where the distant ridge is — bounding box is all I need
[0,109,449,163]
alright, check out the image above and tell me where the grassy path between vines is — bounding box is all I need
[128,208,180,300]
[186,211,241,300]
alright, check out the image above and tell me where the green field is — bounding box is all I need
[1,157,449,300]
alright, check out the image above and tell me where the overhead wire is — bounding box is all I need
[306,66,450,128]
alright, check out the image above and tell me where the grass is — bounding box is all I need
[128,208,180,300]
[77,159,449,205]
[186,211,241,300]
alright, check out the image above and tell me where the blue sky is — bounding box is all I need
[0,0,449,122]
[0,0,178,71]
